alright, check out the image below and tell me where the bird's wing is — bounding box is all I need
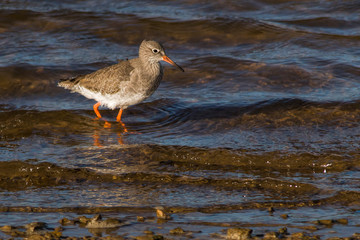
[60,60,134,95]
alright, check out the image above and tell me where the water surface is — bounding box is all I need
[0,0,360,238]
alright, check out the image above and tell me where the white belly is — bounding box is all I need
[77,86,147,110]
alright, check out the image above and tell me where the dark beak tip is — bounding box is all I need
[162,55,184,72]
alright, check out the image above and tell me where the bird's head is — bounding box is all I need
[139,40,184,72]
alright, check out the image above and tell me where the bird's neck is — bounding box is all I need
[141,60,162,76]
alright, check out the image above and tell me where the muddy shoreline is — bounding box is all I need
[0,206,359,239]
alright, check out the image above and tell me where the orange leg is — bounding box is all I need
[93,102,102,119]
[116,109,128,133]
[116,108,123,122]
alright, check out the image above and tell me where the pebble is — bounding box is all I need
[137,216,145,222]
[352,233,360,238]
[76,216,91,224]
[0,225,13,232]
[136,234,164,240]
[302,225,318,231]
[169,227,185,234]
[264,231,278,239]
[85,214,123,229]
[25,222,47,232]
[278,227,288,235]
[336,218,348,225]
[289,232,320,239]
[154,206,171,220]
[59,217,75,225]
[268,207,275,213]
[227,228,252,240]
[152,235,164,240]
[315,219,333,226]
[143,230,154,235]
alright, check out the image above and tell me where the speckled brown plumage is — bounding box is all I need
[60,60,134,95]
[58,40,184,123]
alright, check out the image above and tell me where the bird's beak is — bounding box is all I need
[162,56,184,72]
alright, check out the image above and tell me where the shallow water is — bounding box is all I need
[0,0,360,239]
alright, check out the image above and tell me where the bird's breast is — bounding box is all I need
[130,63,163,96]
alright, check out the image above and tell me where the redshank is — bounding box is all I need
[59,40,184,125]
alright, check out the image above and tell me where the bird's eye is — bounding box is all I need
[152,49,159,54]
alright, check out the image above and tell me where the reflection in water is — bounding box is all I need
[92,120,127,147]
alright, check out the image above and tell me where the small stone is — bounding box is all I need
[54,226,63,232]
[0,225,14,232]
[152,235,164,240]
[48,230,62,239]
[268,207,275,213]
[289,232,319,239]
[336,218,348,225]
[26,233,46,239]
[302,225,318,231]
[280,214,288,219]
[25,222,47,232]
[135,236,153,240]
[278,227,288,235]
[52,228,63,238]
[317,219,333,226]
[210,233,223,238]
[227,228,252,240]
[9,229,27,237]
[136,234,162,240]
[264,231,278,239]
[77,216,91,224]
[137,216,145,222]
[155,207,171,220]
[86,215,123,228]
[59,217,74,225]
[169,227,185,235]
[143,230,154,235]
[352,233,360,238]
[290,232,306,238]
